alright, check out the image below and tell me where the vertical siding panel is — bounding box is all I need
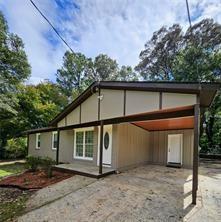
[159,131,164,164]
[149,129,193,168]
[149,132,154,162]
[114,125,194,170]
[116,123,150,169]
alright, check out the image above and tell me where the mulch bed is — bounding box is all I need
[0,170,74,190]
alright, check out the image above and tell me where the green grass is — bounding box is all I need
[0,162,26,179]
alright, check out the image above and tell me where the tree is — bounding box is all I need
[56,53,122,100]
[56,51,91,99]
[172,46,221,82]
[136,18,221,153]
[36,81,68,110]
[136,19,221,81]
[0,11,31,157]
[16,82,67,130]
[117,65,139,81]
[201,91,221,154]
[90,54,119,81]
[135,24,183,80]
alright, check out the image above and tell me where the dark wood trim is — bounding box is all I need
[97,170,116,179]
[79,104,81,124]
[148,127,194,132]
[123,90,126,116]
[53,166,115,179]
[26,127,57,135]
[99,120,104,174]
[159,92,162,109]
[98,87,101,120]
[192,103,199,204]
[56,129,60,165]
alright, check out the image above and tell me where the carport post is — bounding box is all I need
[192,104,199,205]
[56,129,60,165]
[99,120,104,174]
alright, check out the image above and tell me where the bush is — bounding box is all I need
[26,156,41,171]
[5,137,27,159]
[41,157,56,178]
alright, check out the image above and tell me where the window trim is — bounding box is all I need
[35,133,41,149]
[73,127,94,160]
[52,131,58,150]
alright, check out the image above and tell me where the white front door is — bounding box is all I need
[97,125,112,166]
[167,134,183,164]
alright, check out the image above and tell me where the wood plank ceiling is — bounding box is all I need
[133,116,194,131]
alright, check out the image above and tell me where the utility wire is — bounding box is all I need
[29,0,74,53]
[185,0,200,83]
[185,0,192,29]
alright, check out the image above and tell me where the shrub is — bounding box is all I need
[41,157,56,178]
[5,137,27,159]
[26,156,41,171]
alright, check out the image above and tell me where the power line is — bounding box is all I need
[185,0,200,83]
[29,0,74,53]
[185,0,192,29]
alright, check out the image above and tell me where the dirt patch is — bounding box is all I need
[0,170,74,190]
[0,187,31,222]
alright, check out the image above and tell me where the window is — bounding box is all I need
[36,133,41,149]
[74,128,94,160]
[52,132,58,150]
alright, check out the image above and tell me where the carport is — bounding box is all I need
[54,104,199,204]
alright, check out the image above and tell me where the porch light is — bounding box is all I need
[97,95,103,100]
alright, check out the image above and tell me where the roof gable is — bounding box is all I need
[49,81,220,126]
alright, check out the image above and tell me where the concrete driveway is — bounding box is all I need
[18,161,221,222]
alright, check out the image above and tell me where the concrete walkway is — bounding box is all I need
[25,175,96,211]
[18,162,221,222]
[0,159,25,166]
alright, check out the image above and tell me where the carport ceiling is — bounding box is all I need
[133,116,194,131]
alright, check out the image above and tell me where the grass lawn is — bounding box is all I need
[0,162,26,179]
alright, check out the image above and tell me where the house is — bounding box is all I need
[26,81,220,204]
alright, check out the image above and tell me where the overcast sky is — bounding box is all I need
[1,0,221,84]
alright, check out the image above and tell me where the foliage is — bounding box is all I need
[90,54,119,81]
[136,19,221,81]
[117,65,139,81]
[41,157,56,178]
[26,156,41,172]
[201,92,221,154]
[135,24,183,80]
[172,46,221,82]
[136,18,221,153]
[56,51,138,100]
[56,51,91,98]
[0,11,31,158]
[5,137,27,159]
[16,82,67,129]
